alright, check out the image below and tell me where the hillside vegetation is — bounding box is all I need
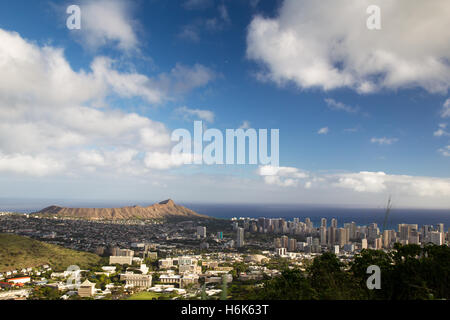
[0,233,102,272]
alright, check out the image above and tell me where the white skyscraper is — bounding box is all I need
[361,238,368,250]
[197,226,206,238]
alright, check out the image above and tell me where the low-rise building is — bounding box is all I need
[78,279,96,298]
[109,256,133,265]
[120,273,152,288]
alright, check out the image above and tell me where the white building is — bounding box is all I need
[109,256,133,265]
[430,231,443,245]
[120,273,152,288]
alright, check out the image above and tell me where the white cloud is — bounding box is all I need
[333,171,450,197]
[258,165,308,187]
[239,121,251,129]
[179,25,201,42]
[247,0,450,93]
[434,123,449,137]
[371,137,398,145]
[175,106,215,123]
[257,166,450,201]
[79,0,138,51]
[438,146,450,157]
[144,152,192,170]
[325,98,359,113]
[318,127,329,135]
[0,28,216,176]
[334,171,387,193]
[169,63,216,94]
[218,4,230,24]
[442,99,450,118]
[0,153,64,176]
[78,150,106,167]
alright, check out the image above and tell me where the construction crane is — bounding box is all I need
[382,196,392,232]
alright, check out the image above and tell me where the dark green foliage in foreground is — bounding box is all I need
[247,244,450,300]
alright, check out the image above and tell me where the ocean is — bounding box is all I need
[184,203,450,230]
[1,199,449,230]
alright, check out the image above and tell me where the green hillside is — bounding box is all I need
[0,233,102,272]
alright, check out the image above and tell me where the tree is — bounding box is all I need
[220,275,228,300]
[201,284,207,300]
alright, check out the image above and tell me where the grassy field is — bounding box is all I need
[127,291,161,300]
[0,233,102,272]
[128,291,180,300]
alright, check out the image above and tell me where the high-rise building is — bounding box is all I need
[430,231,443,245]
[383,229,395,248]
[337,228,347,248]
[237,227,245,248]
[344,222,356,241]
[361,238,368,250]
[288,238,297,252]
[374,237,383,250]
[437,223,445,243]
[281,235,289,248]
[409,230,420,245]
[197,226,206,238]
[321,218,327,228]
[274,238,282,248]
[333,245,339,255]
[399,224,418,241]
[320,226,327,246]
[368,223,379,241]
[331,218,338,228]
[305,218,313,230]
[328,226,336,247]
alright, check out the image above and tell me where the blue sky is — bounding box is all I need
[0,0,449,208]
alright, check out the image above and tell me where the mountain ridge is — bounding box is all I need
[34,199,210,220]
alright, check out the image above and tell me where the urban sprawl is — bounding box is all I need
[0,211,447,300]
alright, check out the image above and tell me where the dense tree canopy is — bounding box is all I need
[247,244,450,300]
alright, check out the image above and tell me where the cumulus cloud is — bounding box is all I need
[257,166,450,201]
[442,99,450,118]
[334,171,387,193]
[318,127,329,135]
[144,152,192,170]
[434,123,449,137]
[239,121,251,129]
[78,0,139,51]
[371,137,398,145]
[179,3,231,41]
[258,165,308,187]
[175,106,215,123]
[178,24,201,42]
[0,28,215,176]
[247,0,450,93]
[325,98,359,113]
[438,146,450,157]
[0,153,64,176]
[333,171,450,197]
